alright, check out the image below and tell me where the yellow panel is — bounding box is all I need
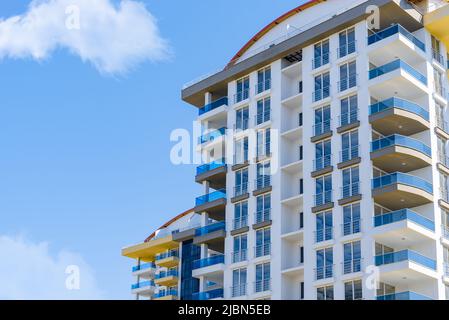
[424,4,449,49]
[121,235,178,262]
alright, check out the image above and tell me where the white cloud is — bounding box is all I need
[0,0,169,74]
[0,234,105,299]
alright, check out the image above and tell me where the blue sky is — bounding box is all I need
[0,0,306,299]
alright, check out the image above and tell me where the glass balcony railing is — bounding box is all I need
[192,255,225,270]
[195,189,226,206]
[196,158,226,176]
[153,288,178,298]
[155,269,179,279]
[192,288,224,300]
[198,127,226,144]
[369,97,429,121]
[374,209,435,231]
[198,97,228,116]
[369,59,427,85]
[375,249,436,270]
[155,250,178,261]
[372,172,433,194]
[255,209,271,224]
[376,292,433,300]
[371,134,431,157]
[194,221,226,236]
[131,280,154,290]
[132,262,155,272]
[367,24,426,52]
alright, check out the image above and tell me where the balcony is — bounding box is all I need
[372,173,433,210]
[192,255,225,278]
[312,154,332,177]
[254,243,271,258]
[253,175,271,196]
[254,279,271,294]
[315,265,333,281]
[198,127,226,145]
[369,97,430,136]
[192,288,224,300]
[376,291,432,300]
[255,79,271,95]
[254,209,271,228]
[198,97,228,116]
[312,86,331,103]
[131,280,155,296]
[313,190,333,212]
[311,120,332,142]
[375,250,437,282]
[368,60,428,101]
[154,270,179,287]
[367,24,426,67]
[373,209,435,247]
[193,221,226,252]
[132,262,155,278]
[315,227,333,243]
[231,249,248,264]
[194,189,226,219]
[155,250,179,268]
[153,288,178,300]
[370,135,432,173]
[195,158,227,189]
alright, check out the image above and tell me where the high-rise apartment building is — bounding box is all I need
[123,0,449,300]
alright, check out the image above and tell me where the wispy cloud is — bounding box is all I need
[0,0,170,74]
[0,234,104,299]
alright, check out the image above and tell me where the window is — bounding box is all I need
[342,203,361,236]
[313,40,330,69]
[235,77,250,103]
[344,280,362,300]
[300,282,305,300]
[313,72,330,102]
[256,193,271,224]
[432,35,443,65]
[234,168,249,197]
[299,178,304,195]
[317,286,334,300]
[316,247,333,280]
[256,97,271,125]
[232,235,248,263]
[341,130,359,162]
[315,174,332,206]
[257,67,271,94]
[343,241,361,274]
[340,95,358,127]
[446,285,449,300]
[338,27,356,58]
[314,139,331,171]
[437,136,448,166]
[255,228,271,257]
[316,210,333,242]
[256,161,271,190]
[236,106,249,131]
[339,61,357,92]
[234,137,249,164]
[257,128,271,158]
[299,145,303,161]
[255,262,271,293]
[435,103,448,132]
[232,268,247,297]
[342,166,359,199]
[314,105,331,136]
[299,212,304,229]
[234,201,248,230]
[299,246,304,264]
[377,282,395,298]
[298,112,303,127]
[440,173,449,202]
[442,210,449,239]
[434,68,445,97]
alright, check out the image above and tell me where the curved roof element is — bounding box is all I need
[144,208,195,242]
[228,0,326,66]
